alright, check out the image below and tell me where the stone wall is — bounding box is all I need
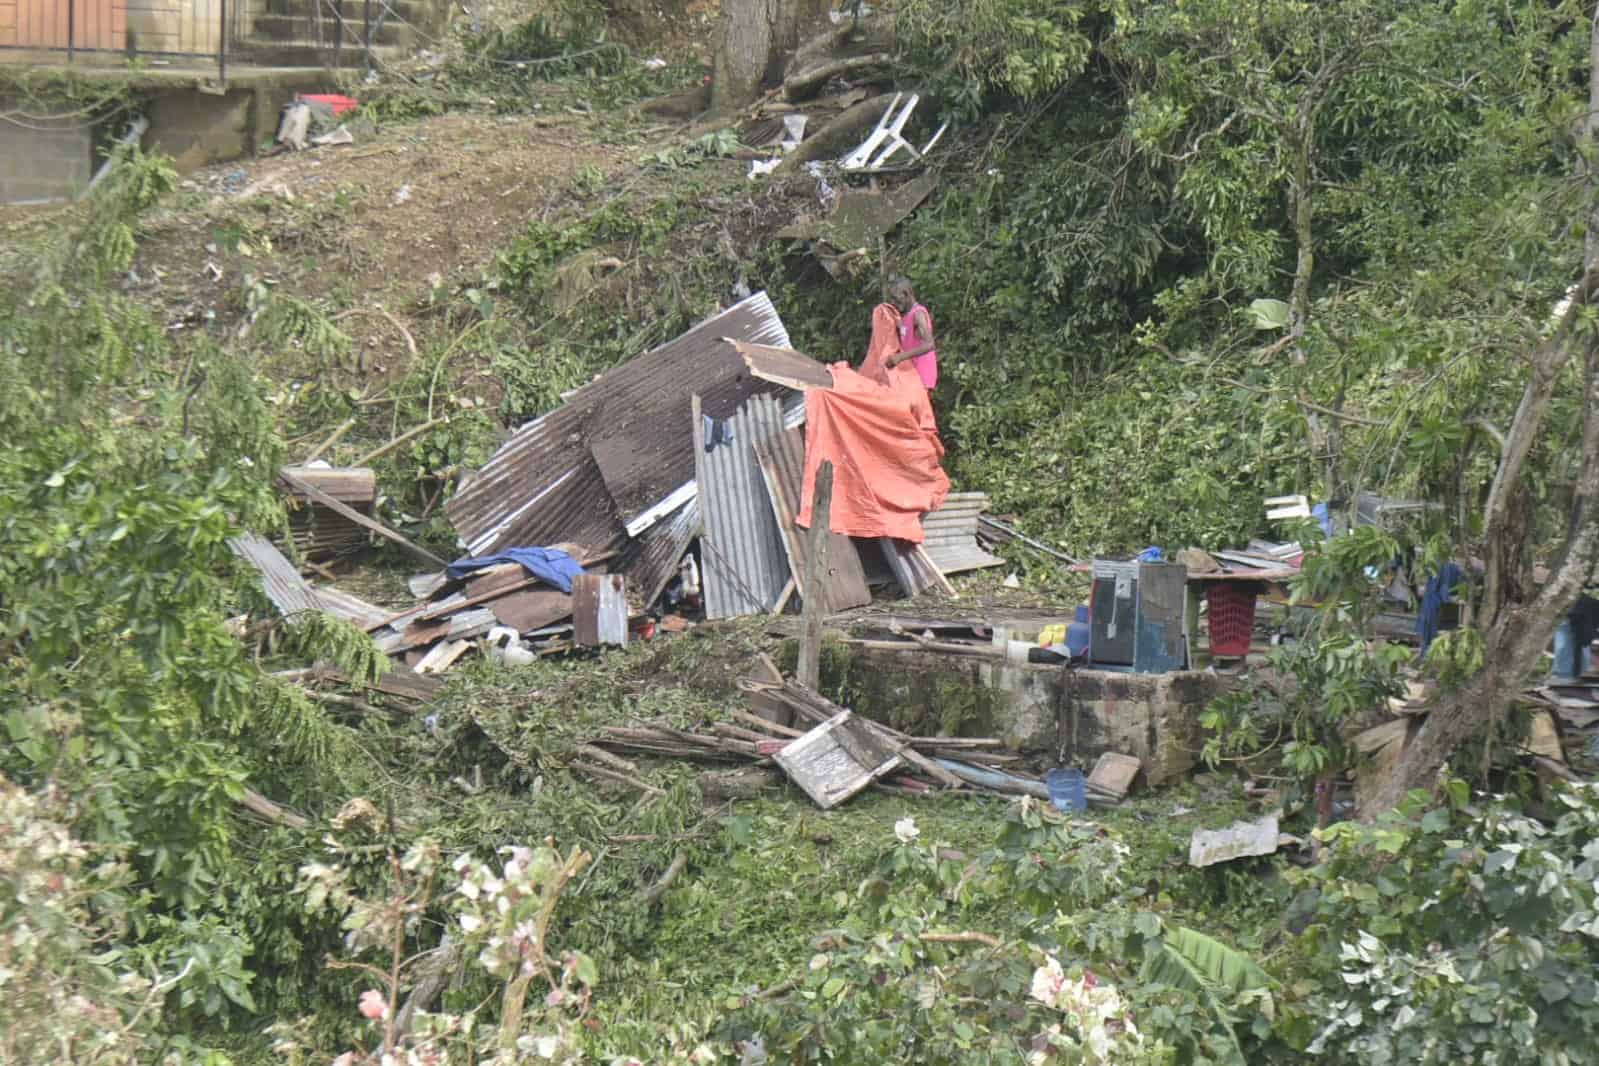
[0,105,93,203]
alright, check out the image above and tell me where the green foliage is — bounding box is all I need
[1276,785,1599,1062]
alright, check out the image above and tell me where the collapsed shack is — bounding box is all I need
[229,290,1009,690]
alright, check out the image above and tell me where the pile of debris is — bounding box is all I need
[230,291,1013,681]
[575,655,1146,811]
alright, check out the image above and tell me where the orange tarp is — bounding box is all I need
[797,305,949,542]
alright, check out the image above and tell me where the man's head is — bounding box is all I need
[888,275,914,312]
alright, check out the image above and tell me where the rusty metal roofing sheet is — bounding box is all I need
[446,292,791,557]
[729,338,834,391]
[921,492,1004,575]
[614,496,699,610]
[697,392,793,618]
[881,538,954,598]
[228,533,328,619]
[753,426,871,614]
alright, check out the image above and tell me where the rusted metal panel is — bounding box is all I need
[489,586,573,633]
[754,426,871,614]
[573,574,628,647]
[729,338,834,391]
[227,532,327,619]
[452,451,628,561]
[921,492,1004,575]
[880,538,954,598]
[697,392,792,618]
[447,293,790,557]
[614,495,698,611]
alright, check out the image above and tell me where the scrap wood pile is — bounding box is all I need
[1346,675,1588,808]
[575,658,1140,810]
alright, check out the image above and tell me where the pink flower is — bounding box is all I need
[359,988,389,1020]
[546,988,566,1007]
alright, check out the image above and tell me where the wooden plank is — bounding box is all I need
[490,587,573,633]
[753,428,871,614]
[280,466,376,503]
[416,575,541,621]
[278,469,446,569]
[1086,753,1142,800]
[726,338,834,391]
[573,574,628,647]
[796,461,833,689]
[773,709,903,809]
[416,639,471,674]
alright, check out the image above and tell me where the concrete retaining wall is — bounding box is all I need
[819,644,1223,785]
[0,103,93,203]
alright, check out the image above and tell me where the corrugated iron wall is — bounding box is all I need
[697,392,792,618]
[1,0,242,53]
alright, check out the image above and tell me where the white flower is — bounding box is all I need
[533,1034,560,1058]
[894,817,919,843]
[458,913,482,933]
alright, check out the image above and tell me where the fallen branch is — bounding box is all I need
[571,761,666,796]
[641,852,688,905]
[238,787,310,829]
[352,416,450,467]
[783,52,892,102]
[333,305,420,358]
[304,418,356,463]
[920,931,1001,948]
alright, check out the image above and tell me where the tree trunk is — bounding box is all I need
[1361,330,1599,816]
[711,0,831,113]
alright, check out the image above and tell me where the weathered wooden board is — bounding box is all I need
[1086,753,1142,800]
[774,709,903,809]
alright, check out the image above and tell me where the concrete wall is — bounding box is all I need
[0,103,93,203]
[820,644,1223,785]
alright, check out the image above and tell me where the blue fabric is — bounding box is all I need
[1137,546,1164,562]
[1312,503,1332,538]
[1416,561,1464,652]
[446,546,586,593]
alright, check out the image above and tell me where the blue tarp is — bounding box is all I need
[445,546,586,593]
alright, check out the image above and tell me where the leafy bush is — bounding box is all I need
[1278,785,1599,1062]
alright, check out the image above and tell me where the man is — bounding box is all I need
[884,276,937,391]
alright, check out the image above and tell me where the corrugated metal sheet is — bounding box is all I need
[447,292,791,557]
[697,392,792,618]
[614,496,698,610]
[313,585,391,628]
[228,533,328,618]
[921,492,1004,575]
[881,538,954,598]
[753,426,871,614]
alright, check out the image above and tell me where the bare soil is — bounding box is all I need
[125,110,642,364]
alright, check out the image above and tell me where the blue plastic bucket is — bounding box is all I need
[1046,768,1086,813]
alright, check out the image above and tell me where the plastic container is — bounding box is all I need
[1046,768,1086,813]
[1206,582,1258,658]
[1066,605,1091,659]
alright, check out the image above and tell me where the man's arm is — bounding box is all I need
[888,308,934,366]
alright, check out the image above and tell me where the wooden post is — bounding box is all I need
[796,460,833,689]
